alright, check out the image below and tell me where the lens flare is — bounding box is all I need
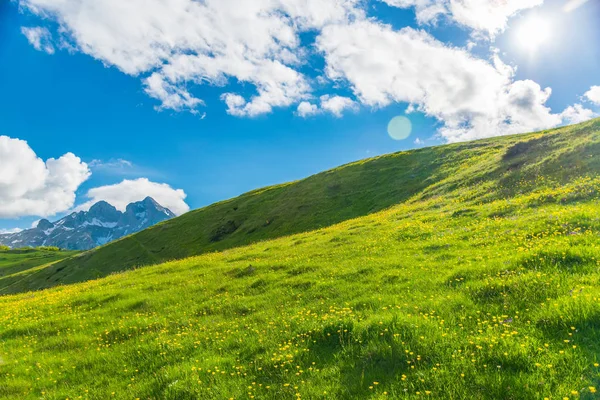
[387,116,412,141]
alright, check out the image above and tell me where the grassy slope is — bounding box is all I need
[3,118,600,294]
[1,120,600,399]
[0,248,77,287]
[0,143,459,293]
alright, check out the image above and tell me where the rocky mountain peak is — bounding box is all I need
[125,197,175,218]
[127,196,157,211]
[87,201,120,221]
[36,219,54,231]
[0,198,176,251]
[142,196,159,206]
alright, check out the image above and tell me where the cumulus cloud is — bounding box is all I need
[317,21,566,142]
[319,95,358,117]
[585,86,600,105]
[296,101,319,117]
[77,178,189,216]
[18,0,586,142]
[560,104,596,124]
[297,96,358,118]
[0,136,90,218]
[19,0,361,116]
[449,0,544,37]
[21,26,55,54]
[0,137,186,218]
[381,0,447,24]
[380,0,544,37]
[144,73,204,113]
[216,60,311,117]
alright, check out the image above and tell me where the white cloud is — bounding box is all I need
[380,0,544,37]
[585,86,600,105]
[296,96,357,118]
[21,26,55,54]
[0,136,90,218]
[144,73,204,113]
[317,21,565,142]
[217,60,311,117]
[18,0,588,143]
[220,94,248,116]
[89,158,133,170]
[78,178,189,216]
[297,101,319,117]
[564,0,590,12]
[20,0,361,115]
[560,104,596,124]
[320,95,358,117]
[380,0,448,24]
[449,0,544,37]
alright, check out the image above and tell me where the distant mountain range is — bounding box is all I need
[0,197,175,250]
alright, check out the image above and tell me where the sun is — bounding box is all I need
[515,15,552,52]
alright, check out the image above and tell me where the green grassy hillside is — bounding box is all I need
[1,120,600,399]
[0,248,78,292]
[3,118,600,295]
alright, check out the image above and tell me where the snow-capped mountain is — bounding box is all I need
[0,197,176,250]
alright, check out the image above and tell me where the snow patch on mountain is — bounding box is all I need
[0,197,176,250]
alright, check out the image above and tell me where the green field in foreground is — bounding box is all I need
[1,120,600,399]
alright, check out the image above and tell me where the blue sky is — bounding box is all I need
[1,0,599,231]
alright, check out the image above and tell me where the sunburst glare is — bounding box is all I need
[514,15,553,53]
